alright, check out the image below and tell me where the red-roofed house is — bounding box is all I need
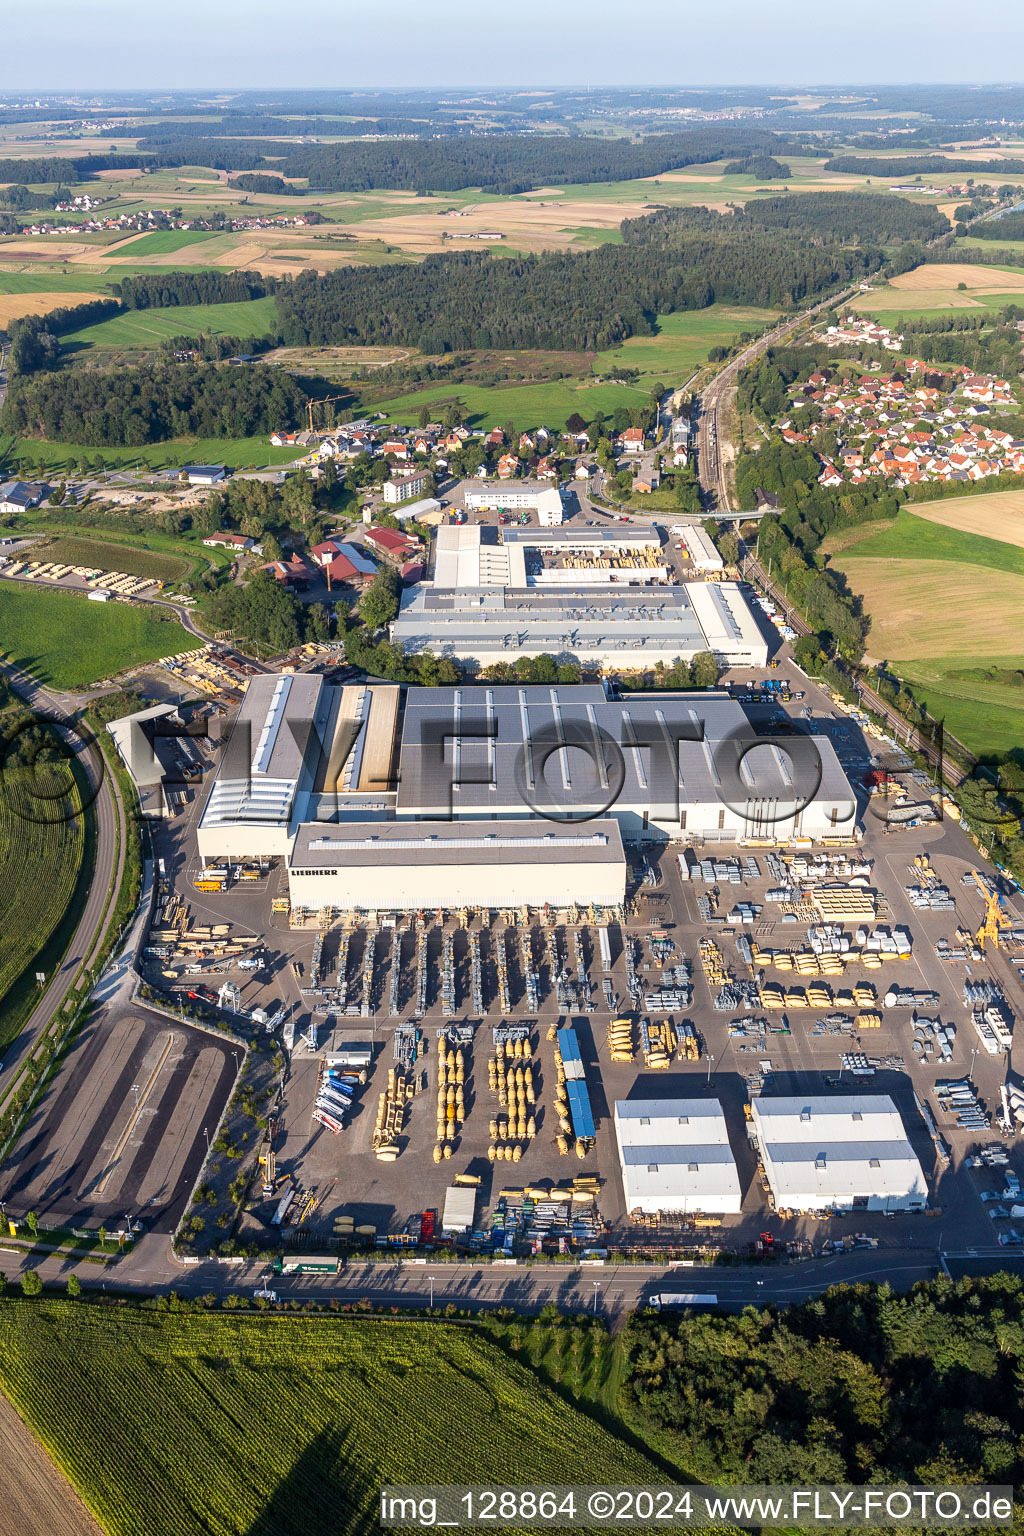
[261,556,314,591]
[203,531,260,553]
[364,526,420,565]
[620,427,645,453]
[497,453,518,479]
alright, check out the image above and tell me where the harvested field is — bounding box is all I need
[352,196,651,253]
[0,1391,103,1536]
[910,488,1024,549]
[884,262,1024,292]
[831,556,1024,661]
[0,289,104,324]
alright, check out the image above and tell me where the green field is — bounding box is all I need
[63,296,280,351]
[27,534,191,583]
[114,230,227,256]
[378,378,650,431]
[0,764,85,1022]
[6,435,299,474]
[829,511,1024,754]
[594,306,779,383]
[0,585,192,688]
[0,1305,665,1536]
[834,508,1024,577]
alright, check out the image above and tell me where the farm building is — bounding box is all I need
[182,465,227,487]
[749,1095,928,1214]
[614,1097,742,1215]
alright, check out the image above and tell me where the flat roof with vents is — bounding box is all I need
[614,1095,741,1214]
[290,818,624,869]
[750,1095,928,1212]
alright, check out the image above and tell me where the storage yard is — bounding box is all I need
[111,657,1024,1264]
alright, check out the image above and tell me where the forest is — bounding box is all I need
[735,190,950,244]
[112,272,279,309]
[825,153,1024,176]
[8,300,123,373]
[227,172,299,195]
[275,209,883,354]
[136,125,802,194]
[624,1275,1024,1484]
[0,363,309,446]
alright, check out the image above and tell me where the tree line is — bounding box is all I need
[227,173,299,196]
[0,362,309,446]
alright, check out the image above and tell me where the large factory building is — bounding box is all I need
[196,676,858,913]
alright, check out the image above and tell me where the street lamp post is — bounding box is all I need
[203,1125,211,1156]
[592,1281,600,1315]
[429,1275,434,1311]
[706,1052,715,1085]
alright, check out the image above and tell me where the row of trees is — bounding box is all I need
[825,153,1024,176]
[1,362,309,446]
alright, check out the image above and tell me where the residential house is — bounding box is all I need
[270,430,299,447]
[497,453,518,480]
[620,427,645,454]
[202,532,261,554]
[261,556,314,591]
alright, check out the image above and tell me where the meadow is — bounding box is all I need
[377,377,651,431]
[61,296,280,352]
[0,585,192,688]
[593,306,779,384]
[112,230,227,257]
[829,509,1024,754]
[0,1304,666,1536]
[850,261,1024,315]
[6,435,299,474]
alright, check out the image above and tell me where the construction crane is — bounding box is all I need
[969,870,1011,951]
[307,394,348,435]
[258,1136,277,1196]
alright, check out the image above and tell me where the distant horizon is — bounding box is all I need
[9,0,1024,94]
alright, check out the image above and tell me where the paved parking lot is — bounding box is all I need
[3,1008,237,1234]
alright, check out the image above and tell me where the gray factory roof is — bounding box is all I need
[200,672,329,829]
[392,583,708,653]
[391,580,766,662]
[290,817,625,869]
[395,686,855,819]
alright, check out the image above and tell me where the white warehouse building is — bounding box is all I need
[463,482,564,524]
[750,1095,928,1214]
[614,1097,742,1215]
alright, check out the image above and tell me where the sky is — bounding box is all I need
[10,0,1024,91]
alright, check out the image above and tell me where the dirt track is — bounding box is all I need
[0,1390,104,1536]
